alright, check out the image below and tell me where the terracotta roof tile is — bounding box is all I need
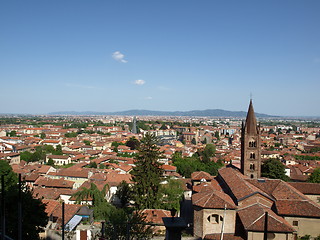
[275,199,320,217]
[191,171,214,181]
[141,209,171,225]
[238,203,294,233]
[288,182,320,195]
[192,189,237,209]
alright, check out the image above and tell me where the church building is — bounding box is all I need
[191,100,320,240]
[241,99,261,179]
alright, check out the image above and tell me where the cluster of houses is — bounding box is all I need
[0,106,320,239]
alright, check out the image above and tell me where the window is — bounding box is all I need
[250,174,254,179]
[250,153,255,159]
[207,214,219,224]
[250,163,255,170]
[292,221,298,226]
[249,141,257,148]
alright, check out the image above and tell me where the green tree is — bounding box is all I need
[191,138,197,145]
[87,161,98,168]
[83,140,91,146]
[115,180,132,208]
[65,132,78,138]
[200,144,216,163]
[72,183,113,220]
[40,132,46,139]
[0,160,48,240]
[20,151,33,162]
[215,131,220,140]
[131,133,164,210]
[172,152,223,178]
[160,123,167,130]
[47,158,55,166]
[307,168,320,183]
[54,144,63,155]
[104,209,153,240]
[126,137,140,150]
[160,179,184,210]
[261,158,289,181]
[7,130,17,137]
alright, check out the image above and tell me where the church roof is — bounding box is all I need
[243,100,258,135]
[275,199,320,217]
[192,189,237,209]
[218,167,273,203]
[237,203,294,233]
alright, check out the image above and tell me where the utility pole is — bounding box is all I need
[263,211,268,240]
[220,204,226,240]
[62,201,65,240]
[1,175,5,240]
[18,174,22,240]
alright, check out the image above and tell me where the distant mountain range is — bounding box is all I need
[48,109,276,118]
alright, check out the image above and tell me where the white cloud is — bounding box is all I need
[134,79,146,85]
[145,96,152,100]
[112,51,128,63]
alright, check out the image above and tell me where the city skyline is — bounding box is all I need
[0,0,319,116]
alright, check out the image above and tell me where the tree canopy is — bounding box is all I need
[307,168,320,183]
[0,160,48,240]
[261,158,289,181]
[125,137,140,150]
[72,182,113,220]
[131,133,164,210]
[172,151,223,178]
[159,179,184,211]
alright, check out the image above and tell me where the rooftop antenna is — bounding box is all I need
[250,92,253,101]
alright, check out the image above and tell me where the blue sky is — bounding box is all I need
[0,0,319,116]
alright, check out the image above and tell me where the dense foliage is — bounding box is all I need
[20,145,63,163]
[72,183,113,220]
[294,155,320,161]
[104,209,153,240]
[261,158,289,181]
[131,133,164,210]
[307,168,320,183]
[159,179,184,211]
[0,160,48,240]
[172,145,223,178]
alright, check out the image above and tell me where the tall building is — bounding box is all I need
[132,116,137,134]
[241,100,261,178]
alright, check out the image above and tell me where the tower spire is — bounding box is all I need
[244,99,258,135]
[241,99,261,178]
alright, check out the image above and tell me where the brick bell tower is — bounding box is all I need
[241,99,261,178]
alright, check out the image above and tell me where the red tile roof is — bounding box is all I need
[275,199,320,217]
[238,203,294,233]
[191,171,214,181]
[141,209,171,225]
[192,189,237,209]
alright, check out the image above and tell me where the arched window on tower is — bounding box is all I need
[250,153,255,159]
[249,141,257,148]
[250,163,255,171]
